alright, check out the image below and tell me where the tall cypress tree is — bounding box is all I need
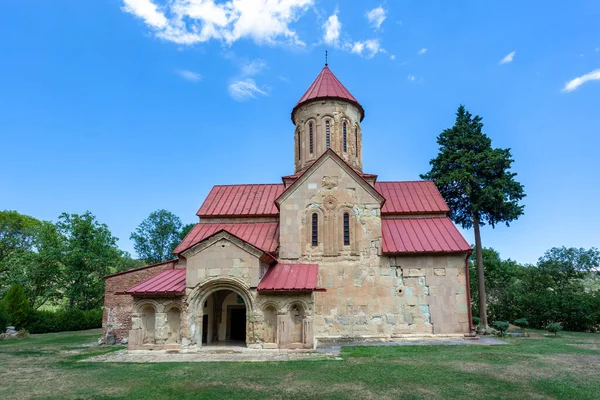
[421,105,525,328]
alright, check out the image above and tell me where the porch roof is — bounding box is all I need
[124,269,186,295]
[257,263,319,292]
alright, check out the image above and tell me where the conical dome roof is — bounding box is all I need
[292,66,364,121]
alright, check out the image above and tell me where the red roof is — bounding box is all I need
[195,181,448,220]
[174,222,279,254]
[125,268,186,295]
[376,181,450,214]
[257,264,319,291]
[381,217,470,254]
[293,66,364,121]
[197,184,284,217]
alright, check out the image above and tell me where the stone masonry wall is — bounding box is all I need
[102,260,177,343]
[312,254,470,341]
[293,100,363,173]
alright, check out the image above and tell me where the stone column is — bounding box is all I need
[131,312,141,330]
[154,312,168,344]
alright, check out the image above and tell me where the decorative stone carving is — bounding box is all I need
[322,176,339,190]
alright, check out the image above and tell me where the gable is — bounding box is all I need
[174,222,279,255]
[276,149,384,208]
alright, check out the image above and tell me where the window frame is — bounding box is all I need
[343,212,350,246]
[311,213,318,246]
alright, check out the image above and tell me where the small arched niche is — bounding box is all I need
[166,306,182,344]
[140,305,156,344]
[288,303,305,344]
[262,305,278,344]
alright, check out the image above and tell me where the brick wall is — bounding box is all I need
[102,260,176,343]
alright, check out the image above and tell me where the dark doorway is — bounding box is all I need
[229,308,246,341]
[202,315,208,344]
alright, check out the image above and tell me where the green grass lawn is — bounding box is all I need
[1,329,599,399]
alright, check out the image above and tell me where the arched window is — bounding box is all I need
[343,122,347,153]
[297,130,301,160]
[325,120,331,149]
[343,213,350,246]
[309,122,314,154]
[311,213,318,246]
[355,126,359,157]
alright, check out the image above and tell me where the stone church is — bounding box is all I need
[102,64,473,350]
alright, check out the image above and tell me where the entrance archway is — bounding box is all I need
[188,278,254,347]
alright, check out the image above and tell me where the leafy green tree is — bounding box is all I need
[3,222,65,309]
[180,223,196,241]
[130,210,182,264]
[0,302,8,332]
[538,247,600,284]
[546,322,563,336]
[2,284,30,329]
[57,212,121,310]
[114,251,145,273]
[0,211,42,274]
[421,105,526,327]
[469,247,526,323]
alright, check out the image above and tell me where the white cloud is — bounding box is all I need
[241,58,267,76]
[122,0,168,28]
[562,69,600,93]
[365,6,386,30]
[228,78,268,101]
[390,54,396,60]
[122,0,313,46]
[323,10,341,45]
[176,69,202,82]
[408,75,415,82]
[418,48,427,55]
[351,39,383,59]
[500,50,516,64]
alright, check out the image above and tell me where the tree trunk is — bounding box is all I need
[473,213,488,328]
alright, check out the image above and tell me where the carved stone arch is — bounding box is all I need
[301,205,326,255]
[341,117,351,154]
[305,118,317,157]
[282,298,312,316]
[320,114,335,151]
[337,205,359,254]
[259,299,280,313]
[187,277,255,346]
[188,277,254,313]
[163,301,182,314]
[133,299,162,313]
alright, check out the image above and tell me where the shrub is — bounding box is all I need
[16,329,29,338]
[0,303,8,333]
[2,284,30,329]
[27,309,103,334]
[472,316,481,327]
[547,322,563,336]
[492,321,510,336]
[514,318,529,329]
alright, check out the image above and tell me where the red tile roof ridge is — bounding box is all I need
[102,259,177,279]
[124,268,186,295]
[211,183,283,187]
[376,179,436,183]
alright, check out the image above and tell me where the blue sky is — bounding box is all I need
[1,0,599,264]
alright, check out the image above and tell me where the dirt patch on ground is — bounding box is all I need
[568,343,600,351]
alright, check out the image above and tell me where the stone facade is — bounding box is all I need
[293,99,363,173]
[102,260,176,343]
[101,64,472,351]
